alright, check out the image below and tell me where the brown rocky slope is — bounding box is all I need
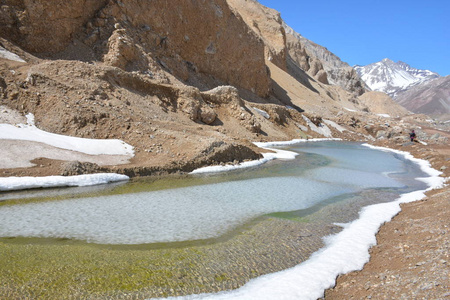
[0,0,390,178]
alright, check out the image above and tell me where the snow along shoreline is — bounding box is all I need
[0,174,129,192]
[160,142,446,300]
[190,138,341,174]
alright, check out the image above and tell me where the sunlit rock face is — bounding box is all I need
[0,0,271,97]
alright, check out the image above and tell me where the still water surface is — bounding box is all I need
[0,141,427,245]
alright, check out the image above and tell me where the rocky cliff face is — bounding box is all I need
[227,0,288,72]
[225,0,367,97]
[1,0,271,97]
[0,0,108,53]
[283,23,367,96]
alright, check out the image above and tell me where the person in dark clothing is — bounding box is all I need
[409,130,416,142]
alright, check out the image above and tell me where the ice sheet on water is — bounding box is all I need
[0,176,350,244]
[307,167,404,190]
[291,142,404,174]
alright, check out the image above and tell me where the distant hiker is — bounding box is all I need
[409,130,416,142]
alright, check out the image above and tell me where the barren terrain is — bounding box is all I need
[0,0,449,298]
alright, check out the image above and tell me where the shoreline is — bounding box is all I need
[324,140,449,299]
[157,140,446,300]
[0,139,448,299]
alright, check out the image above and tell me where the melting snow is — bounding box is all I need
[323,119,346,132]
[0,174,129,192]
[0,47,26,63]
[0,113,133,191]
[302,115,332,137]
[376,114,391,118]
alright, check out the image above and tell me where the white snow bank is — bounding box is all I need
[0,47,26,63]
[190,148,297,174]
[0,173,129,192]
[0,113,134,156]
[254,138,340,148]
[251,107,270,119]
[302,115,333,138]
[190,139,339,174]
[322,119,347,133]
[376,114,391,118]
[164,144,445,300]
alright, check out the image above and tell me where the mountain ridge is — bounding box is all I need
[354,58,440,98]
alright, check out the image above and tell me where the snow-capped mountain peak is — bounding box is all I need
[354,59,440,98]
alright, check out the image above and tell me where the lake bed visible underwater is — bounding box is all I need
[0,141,430,299]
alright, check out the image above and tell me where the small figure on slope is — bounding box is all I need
[409,130,416,142]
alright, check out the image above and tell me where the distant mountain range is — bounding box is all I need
[355,59,449,120]
[354,58,440,98]
[395,76,450,120]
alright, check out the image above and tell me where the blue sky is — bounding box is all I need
[258,0,449,76]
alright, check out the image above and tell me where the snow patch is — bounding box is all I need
[251,107,270,119]
[0,173,129,192]
[302,115,332,137]
[323,119,346,132]
[0,47,26,63]
[0,114,134,156]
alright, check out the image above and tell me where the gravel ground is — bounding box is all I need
[324,186,449,300]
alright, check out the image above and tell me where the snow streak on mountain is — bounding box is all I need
[354,58,439,98]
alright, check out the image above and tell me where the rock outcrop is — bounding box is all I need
[1,0,271,97]
[283,23,367,96]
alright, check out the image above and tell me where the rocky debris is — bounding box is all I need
[61,161,105,176]
[118,141,262,177]
[201,85,242,104]
[177,87,217,125]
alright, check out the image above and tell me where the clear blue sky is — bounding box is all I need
[258,0,449,76]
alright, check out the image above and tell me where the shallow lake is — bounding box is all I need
[0,141,429,299]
